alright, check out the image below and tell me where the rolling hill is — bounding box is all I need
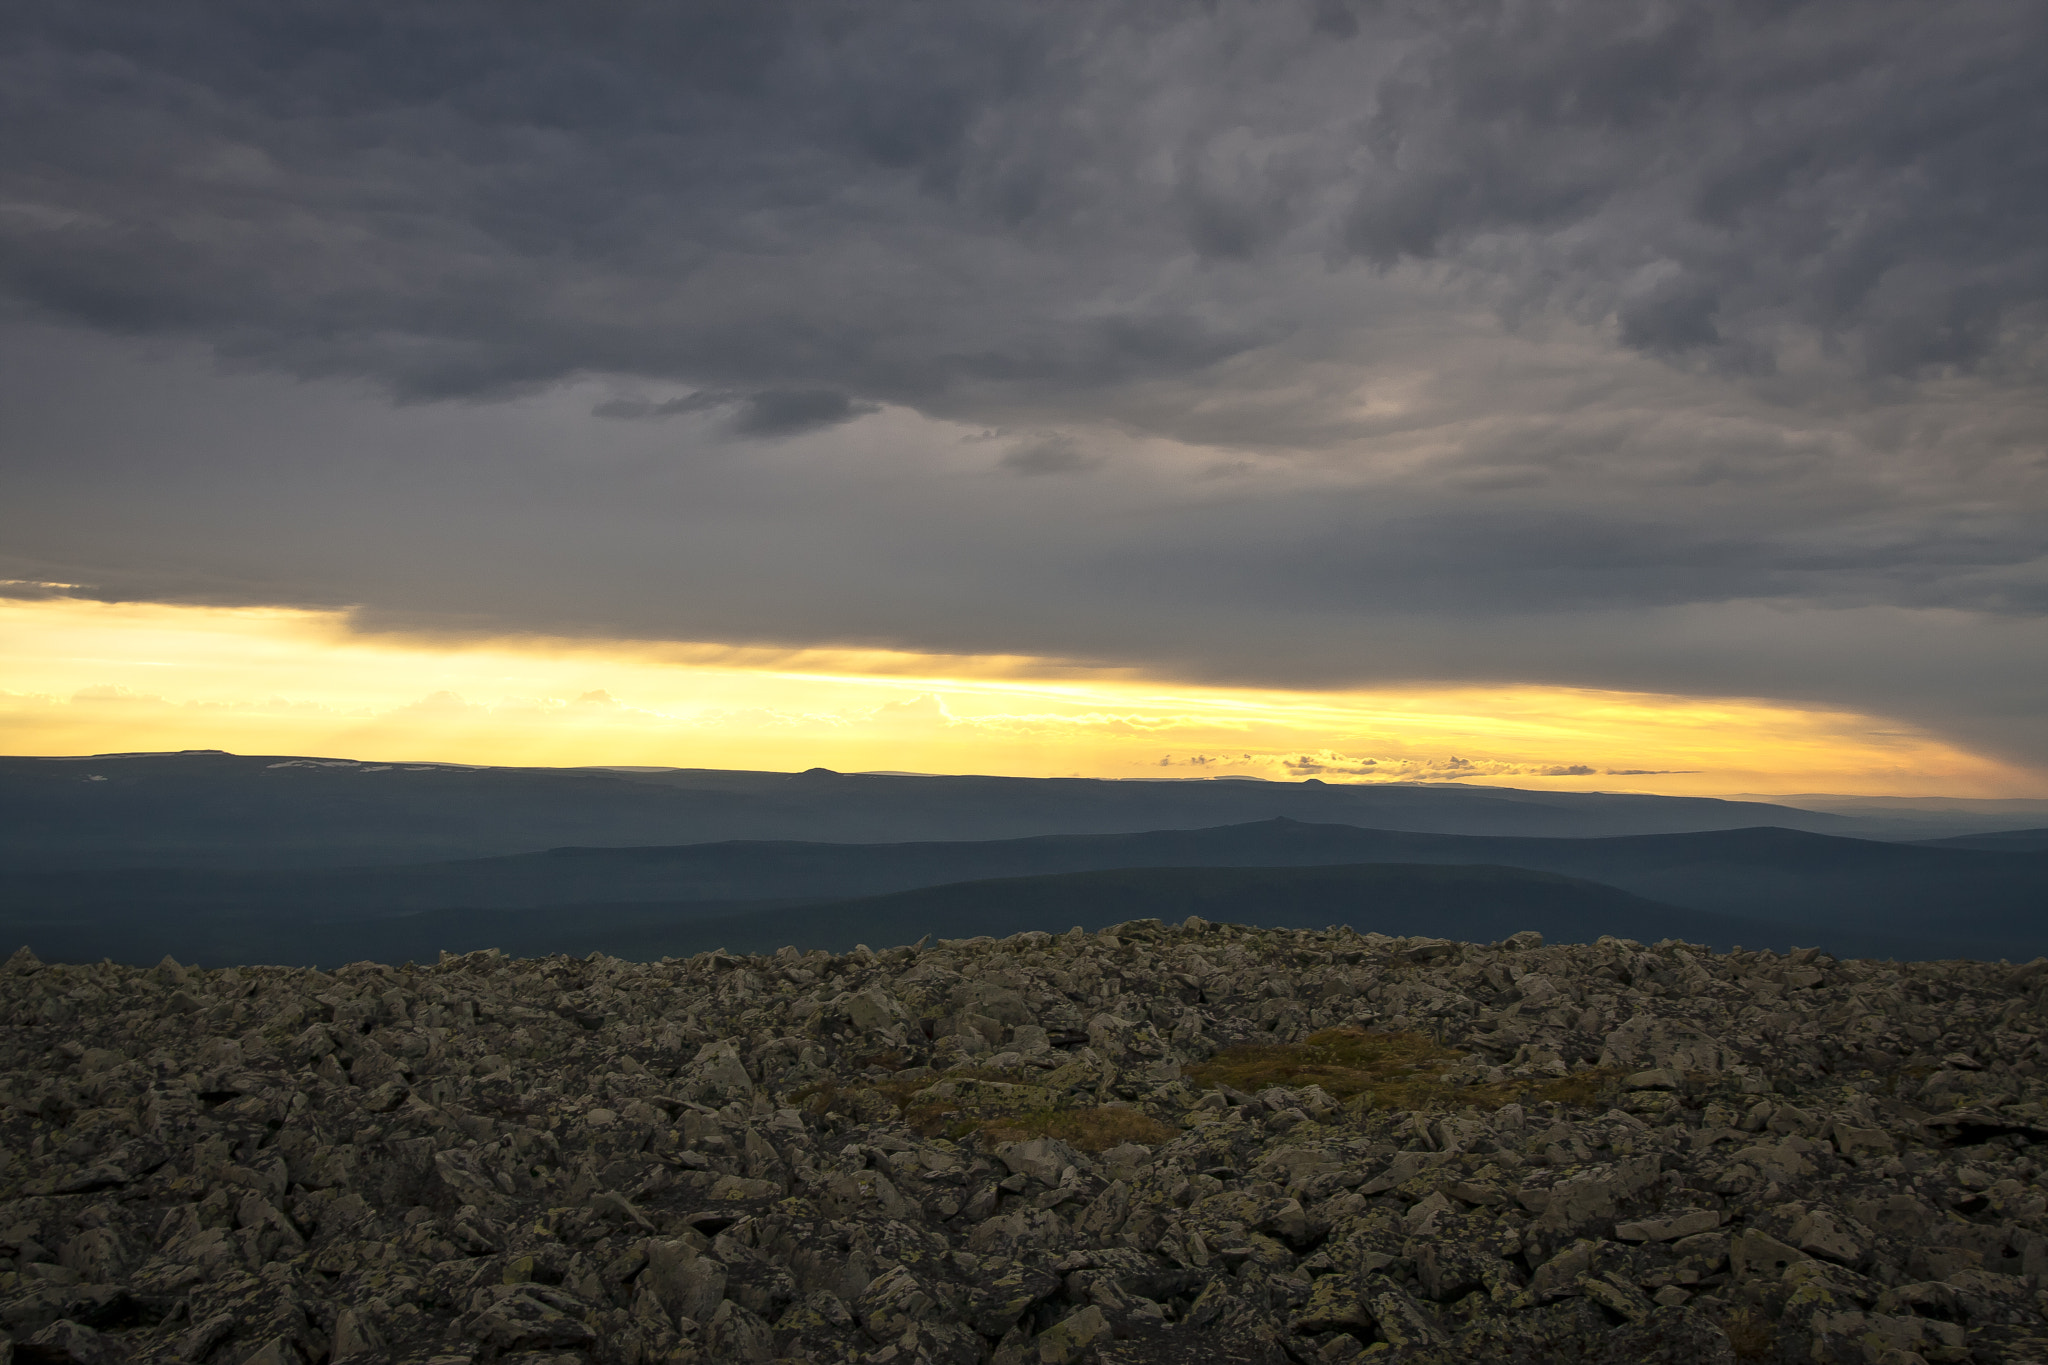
[9,816,2044,933]
[5,817,2045,965]
[0,862,1771,968]
[1918,828,2048,853]
[602,863,1834,962]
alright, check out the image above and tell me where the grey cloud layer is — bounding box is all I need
[2,1,2046,769]
[6,1,2044,402]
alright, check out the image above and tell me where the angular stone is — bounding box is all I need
[683,1039,755,1103]
[855,1263,937,1342]
[996,1137,1086,1186]
[1415,1237,1498,1301]
[29,1319,116,1365]
[1360,1273,1449,1347]
[1583,1274,1656,1324]
[1528,1240,1603,1302]
[644,1239,727,1321]
[966,1261,1061,1336]
[845,988,906,1032]
[1534,1155,1661,1240]
[329,1306,385,1361]
[1615,1210,1722,1243]
[1830,1123,1897,1159]
[1074,1178,1131,1241]
[459,1285,598,1352]
[1790,1208,1865,1263]
[1034,1305,1111,1364]
[1624,1068,1683,1091]
[1729,1229,1809,1280]
[239,1339,305,1365]
[705,1299,776,1361]
[1293,1273,1374,1332]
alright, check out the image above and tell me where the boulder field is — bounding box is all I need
[4,919,2048,1363]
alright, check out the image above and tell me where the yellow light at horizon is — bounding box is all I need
[0,594,2037,797]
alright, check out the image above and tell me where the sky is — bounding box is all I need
[2,1,2045,795]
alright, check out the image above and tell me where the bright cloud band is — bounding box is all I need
[0,596,2033,797]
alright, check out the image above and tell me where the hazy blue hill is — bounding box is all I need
[6,817,2046,964]
[1917,829,2048,852]
[0,863,1712,967]
[0,814,1891,915]
[554,830,2048,961]
[606,863,1799,961]
[9,816,2044,937]
[1,860,1978,968]
[1741,793,2048,840]
[0,897,782,970]
[4,816,1720,917]
[11,751,2042,965]
[0,751,1865,871]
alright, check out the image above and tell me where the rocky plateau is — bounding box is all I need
[4,918,2048,1364]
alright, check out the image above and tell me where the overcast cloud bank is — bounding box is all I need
[2,1,2045,772]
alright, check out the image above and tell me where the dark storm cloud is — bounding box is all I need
[5,1,2043,404]
[594,388,877,436]
[730,390,880,439]
[1337,3,2048,379]
[2,0,2047,771]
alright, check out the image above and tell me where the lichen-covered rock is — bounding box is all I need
[460,1283,601,1352]
[965,1259,1061,1336]
[1033,1304,1111,1363]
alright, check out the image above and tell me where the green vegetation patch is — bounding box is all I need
[971,1106,1177,1151]
[1716,1307,1778,1361]
[1188,1026,1622,1112]
[795,1068,1175,1151]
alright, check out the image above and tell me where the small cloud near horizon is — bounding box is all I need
[999,432,1104,477]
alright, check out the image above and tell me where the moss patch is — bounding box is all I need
[1716,1307,1777,1361]
[799,1069,1173,1151]
[1187,1027,1623,1112]
[973,1106,1177,1151]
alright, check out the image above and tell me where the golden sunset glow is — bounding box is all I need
[0,595,2036,796]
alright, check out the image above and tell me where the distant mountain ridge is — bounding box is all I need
[12,751,2044,967]
[0,750,1872,871]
